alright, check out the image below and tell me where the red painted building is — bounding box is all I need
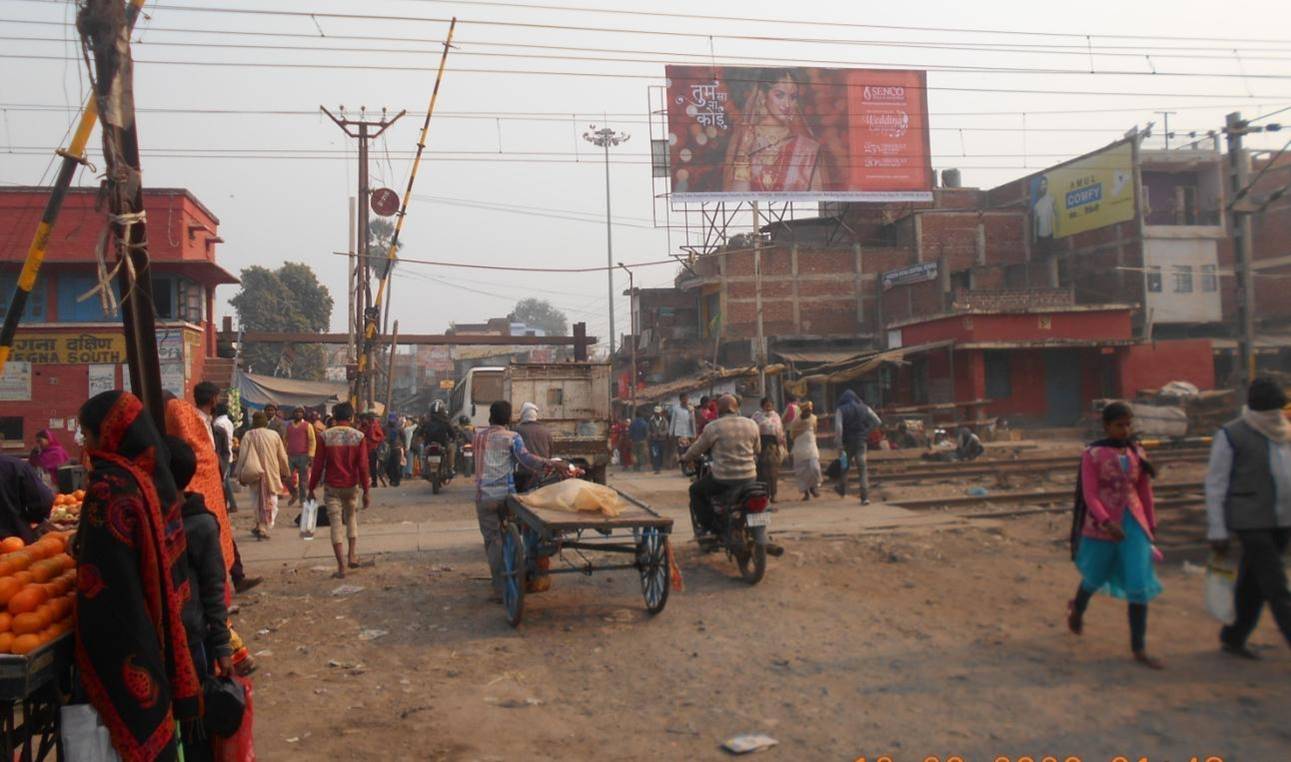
[0,187,237,454]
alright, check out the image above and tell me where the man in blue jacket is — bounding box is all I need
[833,389,882,505]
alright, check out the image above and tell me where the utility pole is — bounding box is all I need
[1155,111,1178,150]
[77,0,166,422]
[618,263,636,414]
[347,196,356,362]
[1225,112,1257,390]
[583,125,630,357]
[321,106,405,410]
[752,202,767,395]
[384,320,400,414]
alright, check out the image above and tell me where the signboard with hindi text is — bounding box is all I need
[665,65,932,203]
[11,333,127,364]
[0,361,31,401]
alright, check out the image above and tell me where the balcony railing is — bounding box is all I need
[1143,207,1222,227]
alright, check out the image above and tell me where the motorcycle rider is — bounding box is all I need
[420,400,458,476]
[681,394,761,538]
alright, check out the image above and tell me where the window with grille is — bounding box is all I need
[1172,265,1193,294]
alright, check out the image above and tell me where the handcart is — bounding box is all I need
[499,488,674,627]
[0,633,72,761]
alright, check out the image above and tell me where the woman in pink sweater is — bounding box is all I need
[1067,401,1164,669]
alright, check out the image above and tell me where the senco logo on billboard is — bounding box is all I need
[863,85,906,102]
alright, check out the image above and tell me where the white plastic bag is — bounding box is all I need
[1204,552,1237,625]
[60,704,121,762]
[300,498,319,539]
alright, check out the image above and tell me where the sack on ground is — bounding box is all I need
[1204,552,1238,625]
[60,704,121,762]
[299,498,319,536]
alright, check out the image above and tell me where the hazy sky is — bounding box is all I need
[3,0,1290,352]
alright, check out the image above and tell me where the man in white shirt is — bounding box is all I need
[666,393,696,469]
[1032,175,1057,241]
[1203,377,1291,658]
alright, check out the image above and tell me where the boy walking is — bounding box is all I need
[308,402,371,578]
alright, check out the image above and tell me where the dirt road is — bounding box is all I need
[230,466,1290,761]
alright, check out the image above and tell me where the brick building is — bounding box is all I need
[0,187,237,454]
[616,134,1286,426]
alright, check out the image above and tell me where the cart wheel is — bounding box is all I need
[502,523,526,627]
[638,528,671,615]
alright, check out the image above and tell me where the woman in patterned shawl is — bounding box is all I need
[75,390,201,761]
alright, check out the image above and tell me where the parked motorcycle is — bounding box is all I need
[683,456,779,584]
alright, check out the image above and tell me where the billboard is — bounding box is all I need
[665,65,932,203]
[1028,140,1135,241]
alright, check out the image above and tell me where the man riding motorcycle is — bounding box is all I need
[680,394,761,537]
[420,400,457,475]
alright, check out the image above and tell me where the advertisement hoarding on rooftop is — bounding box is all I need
[665,65,933,203]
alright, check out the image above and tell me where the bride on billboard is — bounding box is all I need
[722,68,827,194]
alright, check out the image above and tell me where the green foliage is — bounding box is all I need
[229,262,334,379]
[368,217,401,280]
[510,298,568,337]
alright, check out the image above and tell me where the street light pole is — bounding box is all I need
[583,125,630,357]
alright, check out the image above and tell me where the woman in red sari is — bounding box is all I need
[75,391,201,761]
[722,69,826,194]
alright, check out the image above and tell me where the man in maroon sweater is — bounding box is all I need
[307,402,371,578]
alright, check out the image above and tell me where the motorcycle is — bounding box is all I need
[424,441,454,494]
[683,456,779,585]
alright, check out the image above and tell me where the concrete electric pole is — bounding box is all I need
[1225,111,1257,391]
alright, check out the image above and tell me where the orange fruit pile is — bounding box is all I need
[0,533,76,655]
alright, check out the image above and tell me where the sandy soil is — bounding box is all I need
[227,461,1291,762]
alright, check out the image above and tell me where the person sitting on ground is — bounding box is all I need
[163,436,233,762]
[308,402,371,578]
[956,427,985,462]
[682,394,761,537]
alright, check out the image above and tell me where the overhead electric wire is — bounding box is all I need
[8,52,1291,102]
[342,250,679,273]
[14,16,1291,60]
[388,0,1291,46]
[12,0,1291,47]
[11,33,1291,81]
[0,102,1225,134]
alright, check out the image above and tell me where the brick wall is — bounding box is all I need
[1118,339,1215,394]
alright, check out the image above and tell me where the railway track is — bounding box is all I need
[887,480,1204,510]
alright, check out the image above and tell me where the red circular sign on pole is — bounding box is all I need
[370,188,400,217]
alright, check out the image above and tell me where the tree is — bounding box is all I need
[229,262,334,379]
[510,298,568,337]
[368,217,402,280]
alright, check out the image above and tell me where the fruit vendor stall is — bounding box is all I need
[0,502,79,761]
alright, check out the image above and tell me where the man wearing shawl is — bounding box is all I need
[28,428,70,484]
[1205,377,1291,656]
[75,391,201,761]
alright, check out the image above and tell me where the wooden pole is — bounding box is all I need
[78,0,166,422]
[0,0,146,373]
[384,320,400,415]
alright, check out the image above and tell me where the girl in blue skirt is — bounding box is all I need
[1067,401,1164,669]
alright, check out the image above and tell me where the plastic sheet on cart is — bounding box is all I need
[515,479,628,517]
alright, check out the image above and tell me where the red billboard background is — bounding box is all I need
[665,66,932,203]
